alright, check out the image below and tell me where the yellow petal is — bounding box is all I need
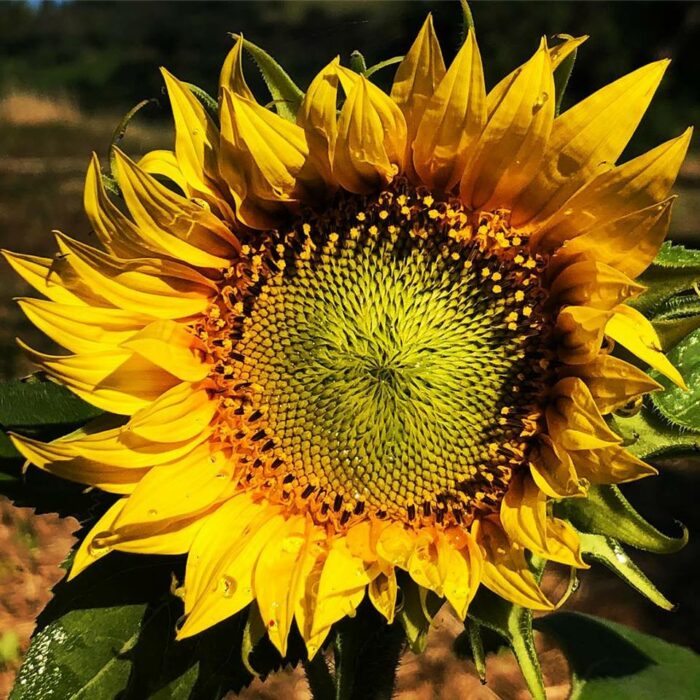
[514,60,669,226]
[606,305,686,388]
[473,518,553,611]
[69,499,127,580]
[219,35,255,102]
[549,35,588,70]
[120,319,208,383]
[161,67,223,198]
[2,249,109,307]
[562,354,662,414]
[114,148,237,266]
[413,29,486,191]
[532,128,692,251]
[550,198,674,279]
[438,529,482,619]
[113,444,234,530]
[220,89,316,202]
[368,569,398,623]
[84,153,155,259]
[54,233,215,320]
[376,521,416,569]
[18,298,151,355]
[530,435,587,498]
[460,38,554,210]
[333,75,407,193]
[391,15,446,178]
[127,383,219,443]
[549,261,645,310]
[555,305,612,364]
[501,472,587,568]
[10,432,151,494]
[307,538,370,654]
[179,504,285,639]
[137,149,190,194]
[297,57,342,186]
[254,516,323,655]
[18,340,179,415]
[570,445,658,484]
[547,377,622,451]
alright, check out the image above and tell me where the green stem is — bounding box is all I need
[303,654,335,700]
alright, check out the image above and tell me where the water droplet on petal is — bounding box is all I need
[533,91,549,112]
[281,535,304,554]
[221,575,236,598]
[148,508,158,517]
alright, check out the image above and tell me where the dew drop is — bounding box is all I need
[148,508,158,517]
[281,535,304,554]
[221,575,236,598]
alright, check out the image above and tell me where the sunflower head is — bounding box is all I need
[4,13,691,660]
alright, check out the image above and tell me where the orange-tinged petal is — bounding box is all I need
[555,305,612,364]
[69,499,127,580]
[562,354,662,414]
[530,435,587,498]
[438,529,482,619]
[549,261,645,310]
[570,445,658,484]
[550,198,674,280]
[127,383,219,443]
[514,60,670,226]
[54,233,215,320]
[391,15,446,178]
[413,29,486,191]
[473,518,553,611]
[376,521,416,569]
[120,319,208,383]
[17,298,151,355]
[606,305,686,388]
[461,38,554,210]
[17,340,180,415]
[547,377,622,451]
[532,128,691,251]
[333,75,407,193]
[544,517,587,568]
[368,569,398,623]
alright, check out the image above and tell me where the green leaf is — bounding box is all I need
[0,377,102,432]
[649,328,700,431]
[234,34,303,121]
[632,243,700,316]
[578,533,674,610]
[468,589,545,700]
[397,577,442,654]
[535,612,700,699]
[552,34,579,115]
[653,314,700,352]
[557,484,687,554]
[611,409,700,459]
[467,620,487,682]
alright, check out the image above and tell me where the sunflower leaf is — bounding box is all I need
[534,612,700,700]
[556,484,688,554]
[631,243,700,316]
[468,589,545,700]
[653,313,700,352]
[552,35,579,115]
[397,578,442,654]
[233,34,303,121]
[577,533,674,610]
[649,328,700,432]
[611,409,700,459]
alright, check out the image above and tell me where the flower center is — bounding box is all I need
[200,181,553,529]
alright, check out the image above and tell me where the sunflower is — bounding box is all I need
[4,17,691,658]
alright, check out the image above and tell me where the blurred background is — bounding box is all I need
[0,1,698,697]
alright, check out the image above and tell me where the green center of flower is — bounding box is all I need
[204,182,552,528]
